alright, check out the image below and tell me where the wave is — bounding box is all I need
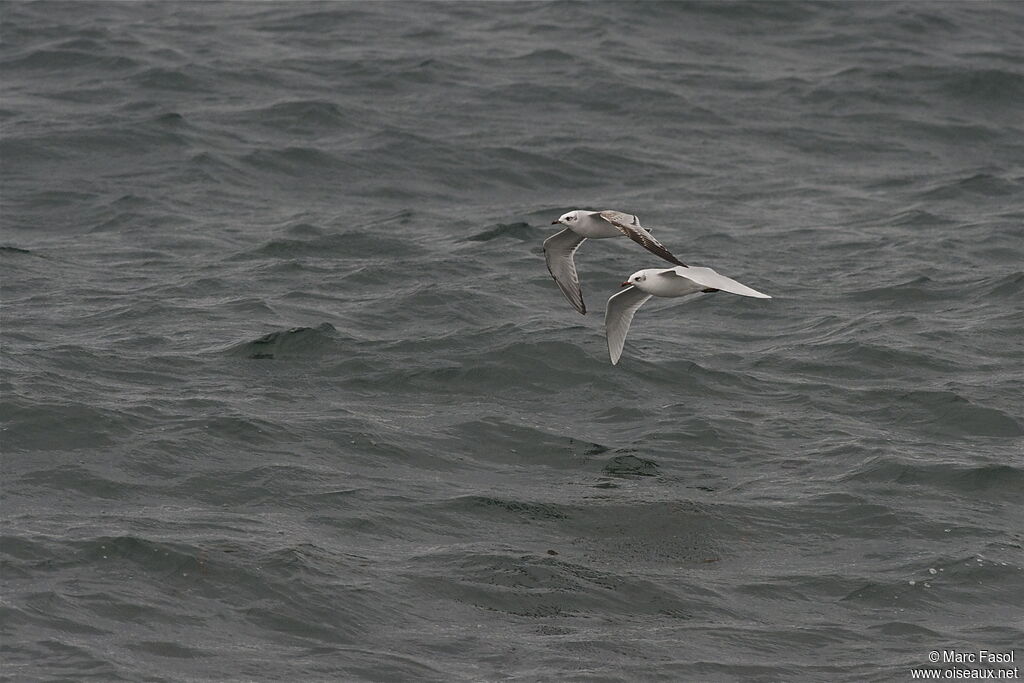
[844,459,1024,498]
[225,322,348,360]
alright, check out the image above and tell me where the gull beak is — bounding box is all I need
[551,220,560,225]
[621,281,631,287]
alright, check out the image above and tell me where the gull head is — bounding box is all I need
[552,210,584,225]
[623,269,654,290]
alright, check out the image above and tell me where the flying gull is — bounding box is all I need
[544,210,686,315]
[606,265,771,365]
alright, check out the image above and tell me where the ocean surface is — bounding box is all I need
[2,2,1023,681]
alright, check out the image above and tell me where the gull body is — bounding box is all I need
[552,210,629,238]
[544,210,686,315]
[605,266,771,365]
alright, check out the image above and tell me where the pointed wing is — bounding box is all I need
[594,210,687,267]
[604,285,652,365]
[597,210,642,228]
[659,266,771,298]
[543,228,588,314]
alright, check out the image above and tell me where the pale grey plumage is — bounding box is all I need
[544,209,687,315]
[542,228,587,314]
[605,285,653,365]
[605,265,771,365]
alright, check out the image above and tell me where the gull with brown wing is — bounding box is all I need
[544,210,686,315]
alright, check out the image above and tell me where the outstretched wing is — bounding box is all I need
[543,228,588,314]
[605,285,652,365]
[659,266,771,298]
[593,211,687,267]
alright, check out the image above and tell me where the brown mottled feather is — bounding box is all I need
[594,211,687,267]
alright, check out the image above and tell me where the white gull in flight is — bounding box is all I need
[544,210,686,315]
[606,265,771,365]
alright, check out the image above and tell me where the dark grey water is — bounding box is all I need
[2,1,1023,681]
